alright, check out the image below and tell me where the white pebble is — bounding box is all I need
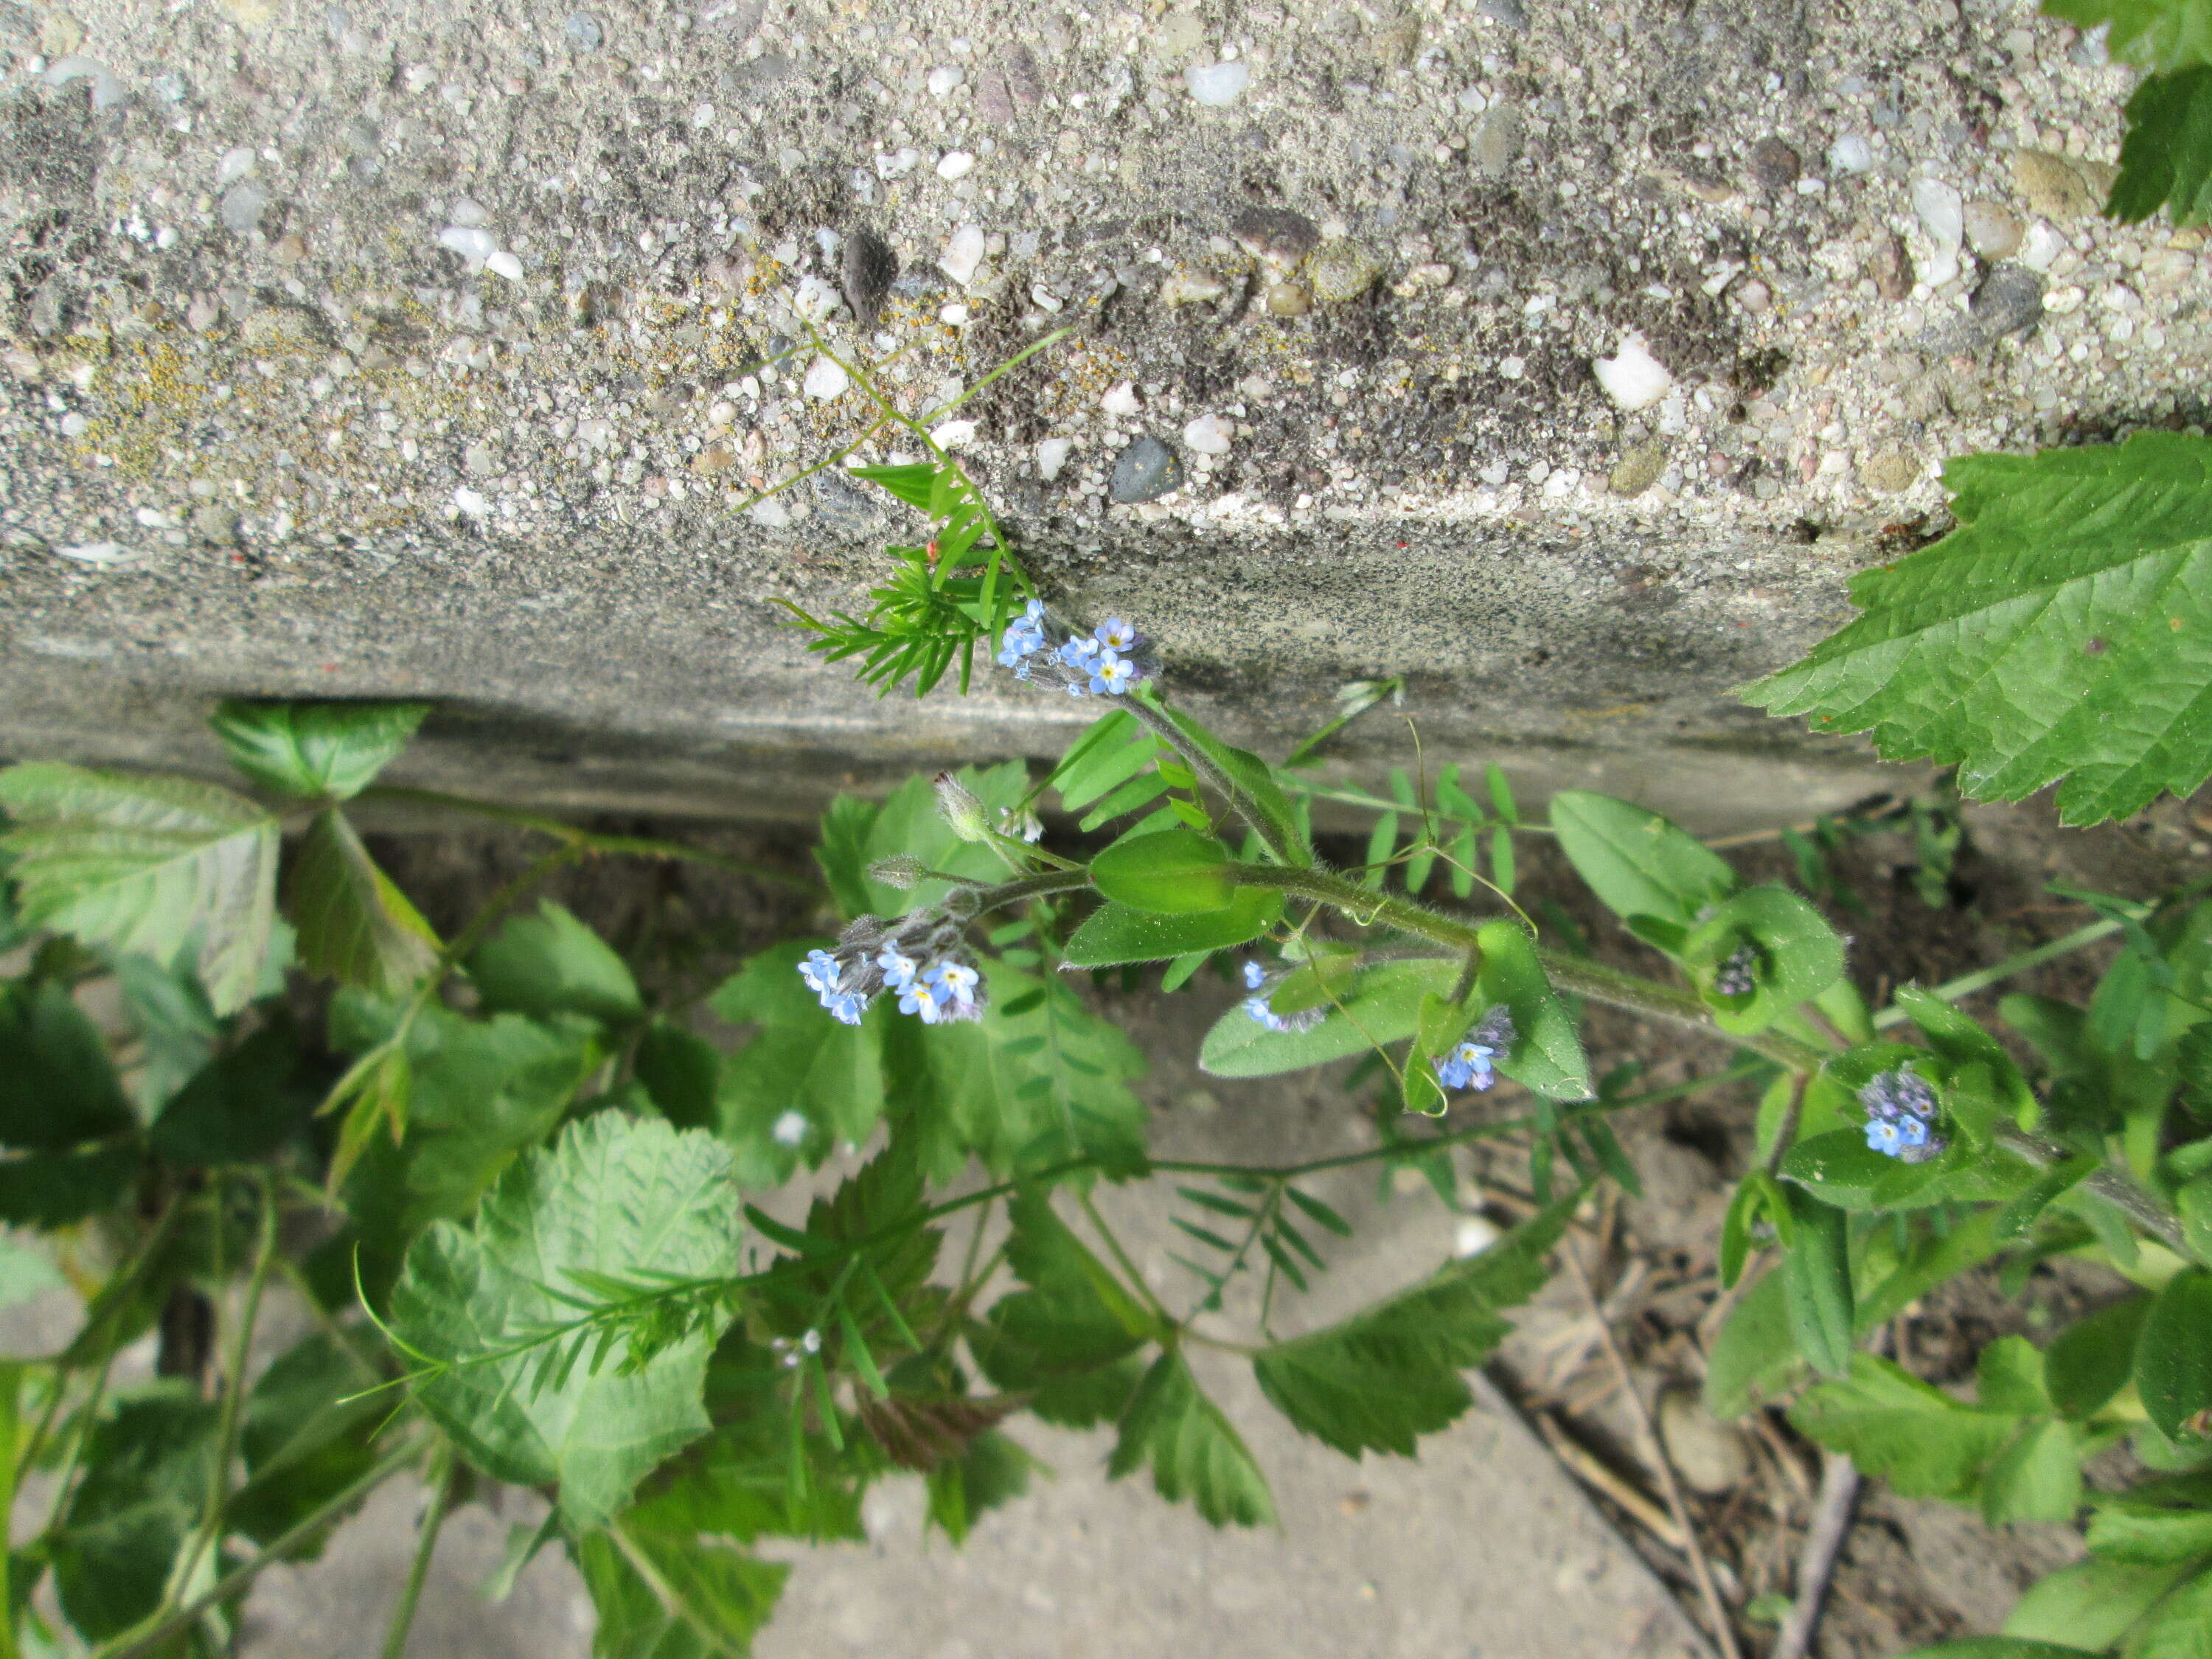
[802,355,850,400]
[932,418,979,448]
[940,224,987,287]
[437,225,496,264]
[452,487,490,517]
[448,197,489,227]
[926,64,964,98]
[1037,436,1073,481]
[2018,220,2067,272]
[1031,284,1064,313]
[1453,1216,1502,1259]
[1827,133,1874,174]
[1592,332,1673,411]
[936,150,976,181]
[1498,355,1526,380]
[56,540,134,566]
[749,496,792,529]
[875,147,921,179]
[217,145,257,186]
[793,274,841,322]
[1910,178,1964,288]
[708,400,736,427]
[939,302,970,324]
[1185,60,1249,105]
[1101,380,1141,416]
[2044,285,2086,315]
[43,55,125,110]
[59,411,88,437]
[1183,414,1233,454]
[485,249,523,282]
[1159,271,1227,306]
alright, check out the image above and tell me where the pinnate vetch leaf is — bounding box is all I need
[1747,434,2212,825]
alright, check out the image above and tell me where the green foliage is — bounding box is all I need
[1791,1354,2037,1502]
[574,1523,788,1659]
[149,1019,315,1166]
[1199,958,1455,1079]
[469,900,644,1026]
[2005,1556,2205,1651]
[1471,922,1593,1099]
[1107,1349,1276,1527]
[1683,886,1847,1034]
[1547,790,1736,930]
[1061,891,1281,967]
[1088,829,1237,914]
[0,978,136,1150]
[2139,1270,2212,1442]
[2043,0,2212,72]
[2111,67,2212,223]
[1252,1192,1573,1456]
[0,763,279,1012]
[1748,434,2212,825]
[291,805,443,996]
[815,763,1030,917]
[390,1113,745,1526]
[1781,1189,1857,1380]
[208,699,430,801]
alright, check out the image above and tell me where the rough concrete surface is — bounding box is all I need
[0,0,2201,822]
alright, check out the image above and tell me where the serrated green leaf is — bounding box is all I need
[48,1388,217,1641]
[2112,67,2212,225]
[1747,434,2212,825]
[389,1114,745,1527]
[208,699,429,801]
[925,1430,1035,1544]
[228,1332,385,1553]
[1197,959,1455,1079]
[815,765,1033,920]
[0,978,136,1151]
[2006,1555,2203,1650]
[1547,791,1737,931]
[149,1019,314,1166]
[1252,1193,1573,1457]
[0,762,279,1014]
[0,1144,144,1231]
[1062,891,1281,967]
[1473,922,1592,1099]
[1791,1354,2023,1500]
[574,1522,788,1659]
[2139,1269,2212,1443]
[1107,1349,1275,1527]
[2043,0,2212,72]
[290,808,442,997]
[468,900,643,1026]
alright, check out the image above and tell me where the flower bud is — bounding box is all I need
[933,772,990,842]
[868,855,929,889]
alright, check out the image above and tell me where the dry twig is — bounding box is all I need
[1774,1450,1860,1659]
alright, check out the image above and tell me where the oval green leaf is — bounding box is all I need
[2138,1268,2212,1443]
[1089,829,1237,915]
[1063,891,1282,967]
[1199,959,1456,1079]
[1548,791,1737,931]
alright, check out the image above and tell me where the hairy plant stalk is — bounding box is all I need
[1121,693,1306,867]
[380,1443,459,1659]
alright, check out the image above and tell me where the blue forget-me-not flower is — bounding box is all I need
[1238,959,1327,1035]
[1432,1005,1517,1093]
[1858,1065,1947,1163]
[798,912,988,1029]
[995,602,1159,699]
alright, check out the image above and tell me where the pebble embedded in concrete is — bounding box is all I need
[1111,436,1183,503]
[1593,333,1672,411]
[1186,60,1249,106]
[1183,414,1232,455]
[940,226,986,286]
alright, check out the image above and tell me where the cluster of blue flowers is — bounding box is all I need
[799,912,986,1028]
[1859,1065,1946,1162]
[997,601,1158,698]
[1432,1005,1517,1093]
[1711,943,1759,998]
[1239,959,1326,1034]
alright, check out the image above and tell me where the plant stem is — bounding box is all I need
[380,1443,459,1659]
[359,785,815,894]
[1121,692,1303,867]
[1077,1190,1175,1333]
[91,1441,428,1659]
[1992,1121,2198,1262]
[167,1172,279,1619]
[1869,917,2122,1027]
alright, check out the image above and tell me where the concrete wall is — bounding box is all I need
[0,0,2198,827]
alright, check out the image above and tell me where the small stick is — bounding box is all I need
[1531,1411,1687,1550]
[1773,1451,1860,1659]
[1565,1242,1745,1659]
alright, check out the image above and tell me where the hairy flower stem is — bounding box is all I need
[1120,692,1307,868]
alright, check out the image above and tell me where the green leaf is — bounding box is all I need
[389,1114,745,1527]
[2086,1475,2212,1562]
[1050,710,1160,812]
[1782,1189,1855,1379]
[228,1332,385,1552]
[1683,886,1847,1035]
[2139,1270,2212,1443]
[1892,1644,2104,1659]
[2128,1567,2212,1659]
[468,900,643,1026]
[1746,434,2212,826]
[0,978,136,1150]
[710,942,889,1183]
[1472,922,1593,1099]
[149,1019,313,1166]
[2048,1297,2154,1420]
[1062,890,1281,967]
[0,763,279,1014]
[574,1523,788,1659]
[289,808,441,996]
[633,1021,721,1133]
[1982,1418,2085,1526]
[848,461,940,509]
[815,765,1032,919]
[1142,694,1312,868]
[49,1388,215,1641]
[0,1144,144,1231]
[1547,791,1736,931]
[1090,829,1237,914]
[1791,1354,2023,1500]
[1705,1269,1799,1419]
[1107,1349,1275,1527]
[1252,1193,1573,1457]
[111,950,221,1116]
[208,699,429,801]
[925,1430,1035,1543]
[2042,0,2212,72]
[1779,1128,1912,1208]
[1197,959,1455,1079]
[2006,1556,2205,1650]
[2112,67,2212,226]
[630,1394,866,1545]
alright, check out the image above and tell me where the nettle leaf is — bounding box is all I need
[1747,434,2212,826]
[1547,791,1736,932]
[1253,1192,1573,1457]
[1107,1348,1276,1527]
[1790,1354,2026,1500]
[289,808,441,997]
[816,764,1032,919]
[228,1332,386,1554]
[2042,0,2212,73]
[925,1430,1037,1543]
[468,900,643,1026]
[973,1189,1153,1425]
[0,978,136,1150]
[0,763,279,1014]
[208,699,429,801]
[2112,67,2212,225]
[389,1113,745,1528]
[573,1523,787,1659]
[1472,921,1593,1099]
[2005,1557,2205,1652]
[1199,958,1456,1079]
[1062,891,1281,967]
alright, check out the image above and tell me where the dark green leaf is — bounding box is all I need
[1782,1189,1855,1380]
[1089,829,1237,914]
[1705,1269,1798,1419]
[2139,1269,2212,1443]
[1745,433,2212,826]
[634,1022,721,1133]
[0,763,279,1014]
[389,1114,745,1527]
[1062,891,1281,967]
[149,1019,313,1166]
[573,1523,788,1659]
[0,978,135,1150]
[924,1430,1035,1543]
[1107,1349,1275,1527]
[2004,1556,2204,1651]
[289,808,441,996]
[2111,67,2212,225]
[1547,791,1736,931]
[1252,1193,1573,1457]
[208,699,429,801]
[229,1333,384,1552]
[1473,922,1593,1100]
[2042,0,2212,73]
[467,900,643,1026]
[1197,959,1455,1079]
[2048,1297,2153,1420]
[49,1388,215,1641]
[0,1144,144,1231]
